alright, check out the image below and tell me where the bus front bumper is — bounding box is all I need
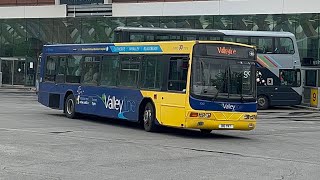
[185,119,256,131]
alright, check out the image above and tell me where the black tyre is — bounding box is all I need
[257,95,269,110]
[64,94,77,119]
[200,129,212,134]
[143,102,158,132]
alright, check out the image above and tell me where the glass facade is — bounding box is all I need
[1,14,320,86]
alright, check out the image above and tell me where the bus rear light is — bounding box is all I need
[190,112,199,117]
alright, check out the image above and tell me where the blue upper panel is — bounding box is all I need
[43,44,163,54]
[189,96,257,112]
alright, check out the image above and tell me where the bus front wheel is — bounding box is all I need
[258,95,269,110]
[64,94,77,119]
[143,102,158,132]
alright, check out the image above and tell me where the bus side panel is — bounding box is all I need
[74,86,143,121]
[38,82,64,110]
[141,91,187,128]
[159,92,186,128]
[257,67,302,106]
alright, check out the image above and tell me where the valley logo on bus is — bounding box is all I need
[99,93,136,119]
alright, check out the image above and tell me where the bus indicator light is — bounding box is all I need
[190,112,199,117]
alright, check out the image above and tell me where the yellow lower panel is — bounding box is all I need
[160,105,185,127]
[185,119,256,131]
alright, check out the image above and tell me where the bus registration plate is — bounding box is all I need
[219,124,234,129]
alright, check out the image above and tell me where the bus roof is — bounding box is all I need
[115,26,295,38]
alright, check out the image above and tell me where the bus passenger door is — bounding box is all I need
[159,56,189,128]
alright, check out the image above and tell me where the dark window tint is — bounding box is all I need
[235,37,249,44]
[130,33,144,42]
[66,55,82,83]
[199,36,220,41]
[156,35,170,41]
[223,36,236,42]
[223,36,249,44]
[101,55,119,86]
[183,35,196,40]
[140,55,162,90]
[56,56,67,83]
[306,70,316,86]
[56,57,66,75]
[279,69,301,87]
[168,56,188,92]
[119,56,141,87]
[275,37,294,54]
[82,56,101,85]
[145,35,155,42]
[251,37,273,54]
[45,56,58,82]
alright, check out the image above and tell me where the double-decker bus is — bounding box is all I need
[38,41,257,133]
[114,27,302,109]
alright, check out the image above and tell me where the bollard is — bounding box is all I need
[0,72,2,87]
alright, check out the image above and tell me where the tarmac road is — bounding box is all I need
[0,93,319,180]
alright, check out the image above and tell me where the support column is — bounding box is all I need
[55,0,60,5]
[104,0,112,4]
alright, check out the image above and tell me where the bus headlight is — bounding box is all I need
[199,113,211,118]
[190,112,211,118]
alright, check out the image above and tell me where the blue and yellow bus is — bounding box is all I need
[38,41,257,133]
[115,27,302,109]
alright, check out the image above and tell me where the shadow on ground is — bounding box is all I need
[47,113,250,140]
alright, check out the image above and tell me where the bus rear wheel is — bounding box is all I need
[64,94,77,119]
[257,95,269,110]
[143,102,158,132]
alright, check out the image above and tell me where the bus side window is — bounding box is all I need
[168,56,188,92]
[130,33,145,42]
[101,55,119,87]
[223,36,236,42]
[251,37,273,54]
[279,69,300,87]
[156,34,170,41]
[44,56,58,82]
[235,37,249,44]
[275,37,294,54]
[81,56,101,85]
[55,56,66,83]
[66,55,82,84]
[140,55,162,90]
[183,35,196,41]
[118,55,141,87]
